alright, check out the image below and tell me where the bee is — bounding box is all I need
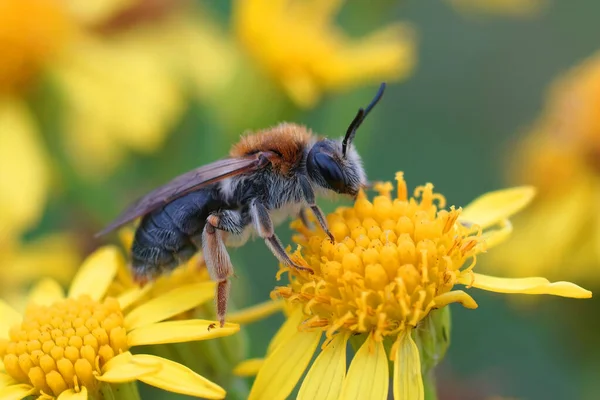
[97,83,386,327]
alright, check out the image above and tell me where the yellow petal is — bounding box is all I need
[133,354,226,399]
[233,358,264,377]
[0,384,35,399]
[249,329,322,400]
[433,290,478,309]
[460,186,535,230]
[56,386,88,400]
[0,300,21,339]
[481,219,512,249]
[124,282,215,330]
[101,351,152,372]
[98,352,160,383]
[101,351,133,372]
[128,320,239,347]
[116,285,151,311]
[319,24,416,90]
[339,334,388,400]
[68,246,123,301]
[52,33,185,178]
[298,333,348,400]
[0,372,17,388]
[1,233,80,288]
[458,273,592,298]
[227,300,284,325]
[118,228,135,254]
[0,98,48,236]
[393,330,424,400]
[266,307,305,354]
[160,14,238,101]
[27,278,65,306]
[281,72,320,108]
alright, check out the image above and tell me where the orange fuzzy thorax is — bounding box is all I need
[230,123,314,174]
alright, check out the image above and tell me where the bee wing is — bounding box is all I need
[96,155,268,236]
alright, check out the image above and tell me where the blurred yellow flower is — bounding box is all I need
[0,233,81,310]
[0,99,80,305]
[447,0,545,16]
[233,0,415,108]
[0,0,238,304]
[486,52,600,283]
[0,101,50,237]
[242,173,591,400]
[0,246,239,399]
[0,0,235,180]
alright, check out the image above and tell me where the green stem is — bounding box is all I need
[423,372,438,400]
[99,382,141,400]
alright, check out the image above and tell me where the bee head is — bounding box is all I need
[306,83,386,197]
[306,139,366,196]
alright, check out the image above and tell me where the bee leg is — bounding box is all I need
[299,176,335,242]
[202,220,234,327]
[309,205,335,243]
[298,208,315,230]
[250,199,314,274]
[207,210,246,235]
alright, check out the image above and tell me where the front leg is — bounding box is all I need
[299,176,335,242]
[249,199,313,274]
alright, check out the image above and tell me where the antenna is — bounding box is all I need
[342,82,386,157]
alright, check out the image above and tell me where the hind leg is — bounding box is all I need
[201,215,238,327]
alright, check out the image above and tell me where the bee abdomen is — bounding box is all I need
[163,190,217,236]
[129,188,218,281]
[131,242,176,277]
[143,212,192,252]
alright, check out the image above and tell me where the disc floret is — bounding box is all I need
[275,173,483,340]
[0,296,127,396]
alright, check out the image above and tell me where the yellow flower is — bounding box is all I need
[0,0,234,180]
[0,233,81,311]
[0,95,80,305]
[486,51,600,283]
[0,246,239,399]
[244,173,591,400]
[233,0,415,108]
[0,101,50,237]
[447,0,545,17]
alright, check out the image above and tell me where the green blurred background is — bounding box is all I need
[4,0,600,399]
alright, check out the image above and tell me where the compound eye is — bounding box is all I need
[313,152,346,192]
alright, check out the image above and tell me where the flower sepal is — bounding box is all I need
[414,308,451,375]
[100,381,141,400]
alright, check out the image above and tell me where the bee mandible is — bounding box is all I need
[97,83,386,327]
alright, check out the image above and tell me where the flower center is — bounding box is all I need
[274,173,484,340]
[0,0,71,93]
[0,295,128,396]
